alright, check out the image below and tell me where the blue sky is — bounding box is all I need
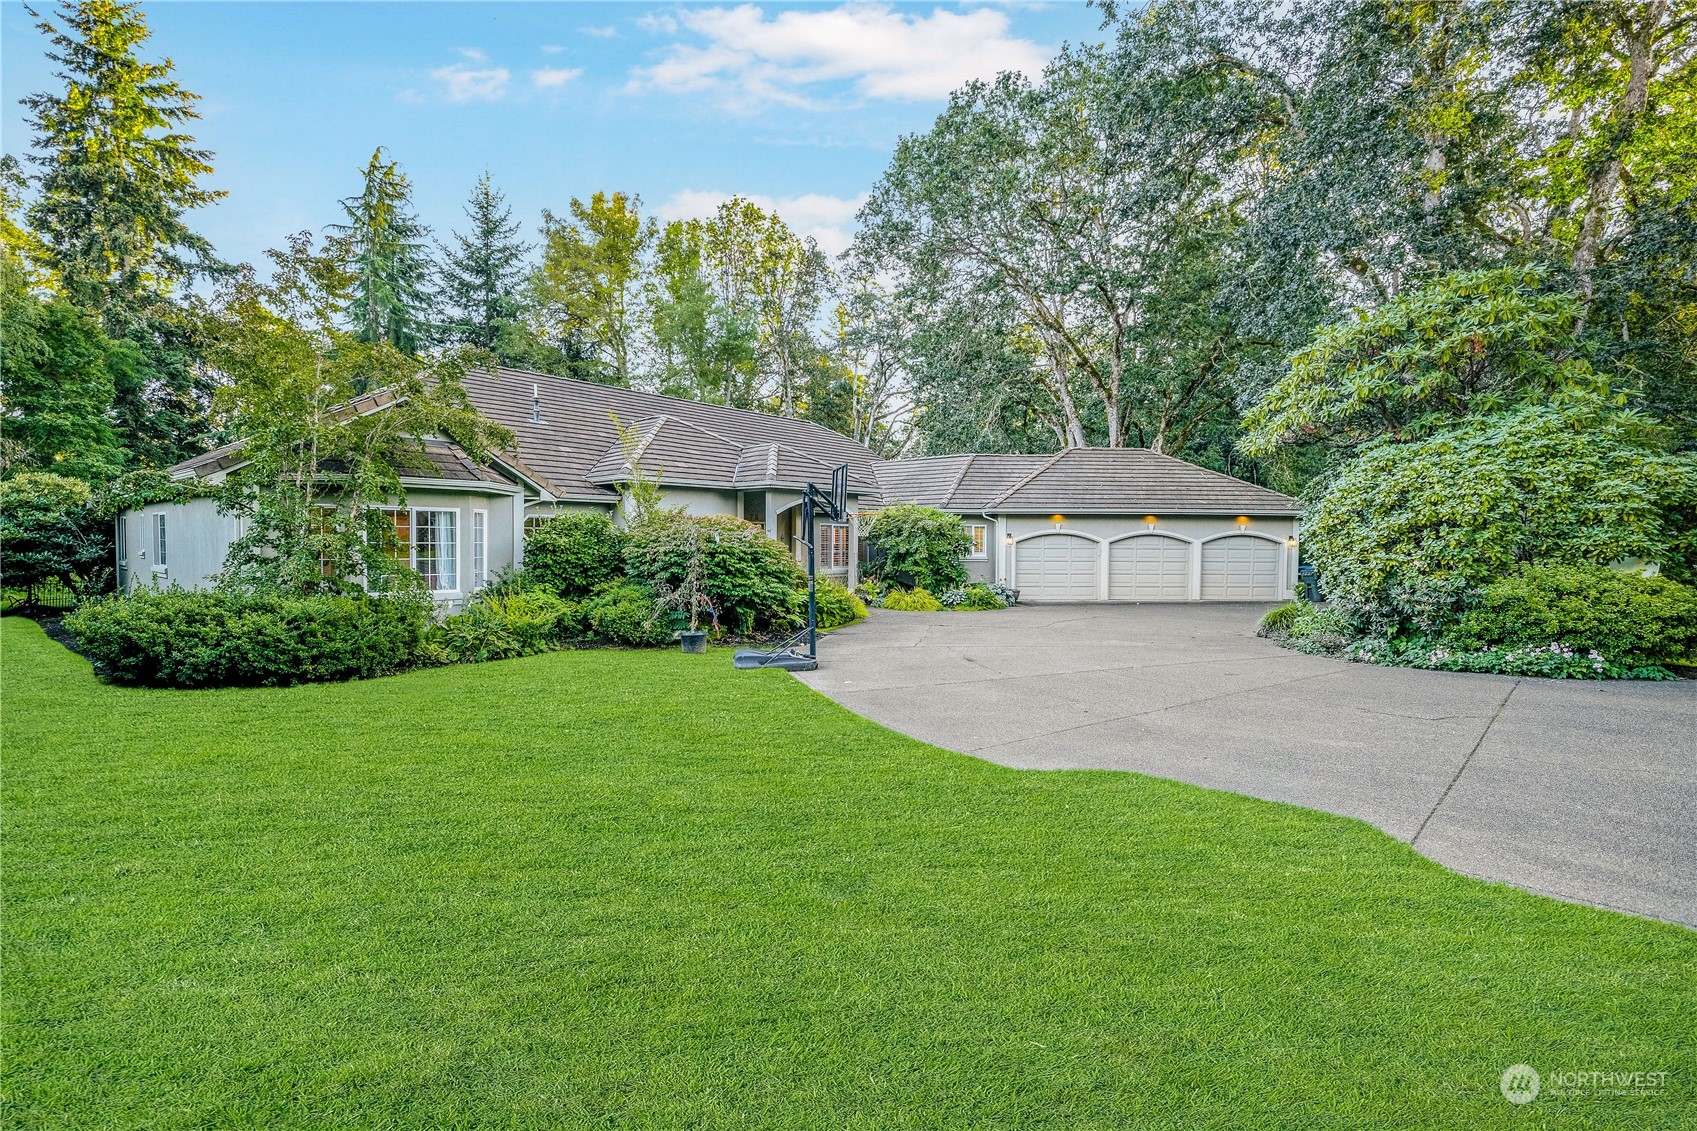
[2,1,1105,269]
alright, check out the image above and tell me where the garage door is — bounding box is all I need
[1109,536,1191,600]
[1015,534,1099,601]
[1201,536,1282,600]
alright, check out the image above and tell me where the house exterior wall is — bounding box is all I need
[119,483,523,611]
[119,496,234,593]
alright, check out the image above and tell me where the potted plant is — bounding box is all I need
[662,523,716,654]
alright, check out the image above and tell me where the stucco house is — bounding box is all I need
[119,367,1300,606]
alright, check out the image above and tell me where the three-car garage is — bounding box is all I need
[1010,529,1290,602]
[876,448,1302,604]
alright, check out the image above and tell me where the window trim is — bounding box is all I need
[151,511,169,571]
[963,522,988,560]
[410,507,459,594]
[817,522,851,571]
[472,509,488,591]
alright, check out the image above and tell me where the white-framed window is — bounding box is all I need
[381,507,459,593]
[818,523,850,570]
[412,509,458,592]
[472,510,488,590]
[963,523,988,559]
[524,514,553,537]
[152,512,168,568]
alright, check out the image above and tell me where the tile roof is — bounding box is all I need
[461,368,884,502]
[166,437,512,487]
[878,449,1299,515]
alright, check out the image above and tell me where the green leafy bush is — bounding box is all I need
[813,580,868,629]
[864,505,972,593]
[65,588,428,687]
[0,472,110,594]
[882,587,944,612]
[581,582,671,646]
[524,512,626,598]
[427,589,574,664]
[940,584,1006,610]
[1442,564,1697,665]
[624,513,803,634]
[1303,402,1697,606]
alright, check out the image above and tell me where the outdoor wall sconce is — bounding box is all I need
[1286,536,1298,547]
[1144,515,1157,526]
[1235,515,1251,526]
[1051,514,1065,525]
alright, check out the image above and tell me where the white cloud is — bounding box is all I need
[632,3,1051,109]
[532,67,583,90]
[541,44,567,55]
[656,189,869,256]
[431,63,511,102]
[581,26,619,39]
[458,47,489,62]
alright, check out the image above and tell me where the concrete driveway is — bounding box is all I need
[795,603,1697,927]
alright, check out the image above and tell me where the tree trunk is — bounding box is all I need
[1572,1,1662,327]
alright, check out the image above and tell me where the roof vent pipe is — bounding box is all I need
[530,384,544,423]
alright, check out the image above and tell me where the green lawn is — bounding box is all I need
[3,618,1692,1129]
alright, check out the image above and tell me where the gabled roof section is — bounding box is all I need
[460,368,885,503]
[874,453,1054,511]
[985,448,1300,515]
[584,414,745,487]
[165,437,518,489]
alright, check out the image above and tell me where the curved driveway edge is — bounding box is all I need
[795,604,1697,927]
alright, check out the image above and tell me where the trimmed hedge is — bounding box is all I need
[65,588,428,687]
[864,505,972,594]
[524,512,626,599]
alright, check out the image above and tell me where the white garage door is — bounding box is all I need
[1108,536,1190,600]
[1201,536,1282,600]
[1015,534,1099,601]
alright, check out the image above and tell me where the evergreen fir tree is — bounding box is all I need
[436,173,531,356]
[20,0,223,314]
[18,0,226,467]
[330,147,434,354]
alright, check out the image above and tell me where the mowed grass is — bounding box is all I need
[3,619,1693,1130]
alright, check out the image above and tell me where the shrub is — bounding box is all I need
[1303,402,1697,605]
[940,584,1006,610]
[1442,564,1697,665]
[65,588,428,687]
[0,472,110,595]
[427,589,574,664]
[813,580,868,629]
[986,582,1020,606]
[864,505,972,593]
[853,578,886,607]
[582,582,671,646]
[624,513,804,634]
[524,512,626,599]
[882,587,944,612]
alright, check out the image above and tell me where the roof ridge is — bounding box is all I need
[1140,448,1297,502]
[985,449,1069,509]
[943,454,974,509]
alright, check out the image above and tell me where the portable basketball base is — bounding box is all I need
[734,464,849,673]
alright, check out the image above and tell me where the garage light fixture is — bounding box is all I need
[1004,532,1015,546]
[1286,536,1298,547]
[1051,514,1065,526]
[1144,515,1157,526]
[1235,515,1250,526]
